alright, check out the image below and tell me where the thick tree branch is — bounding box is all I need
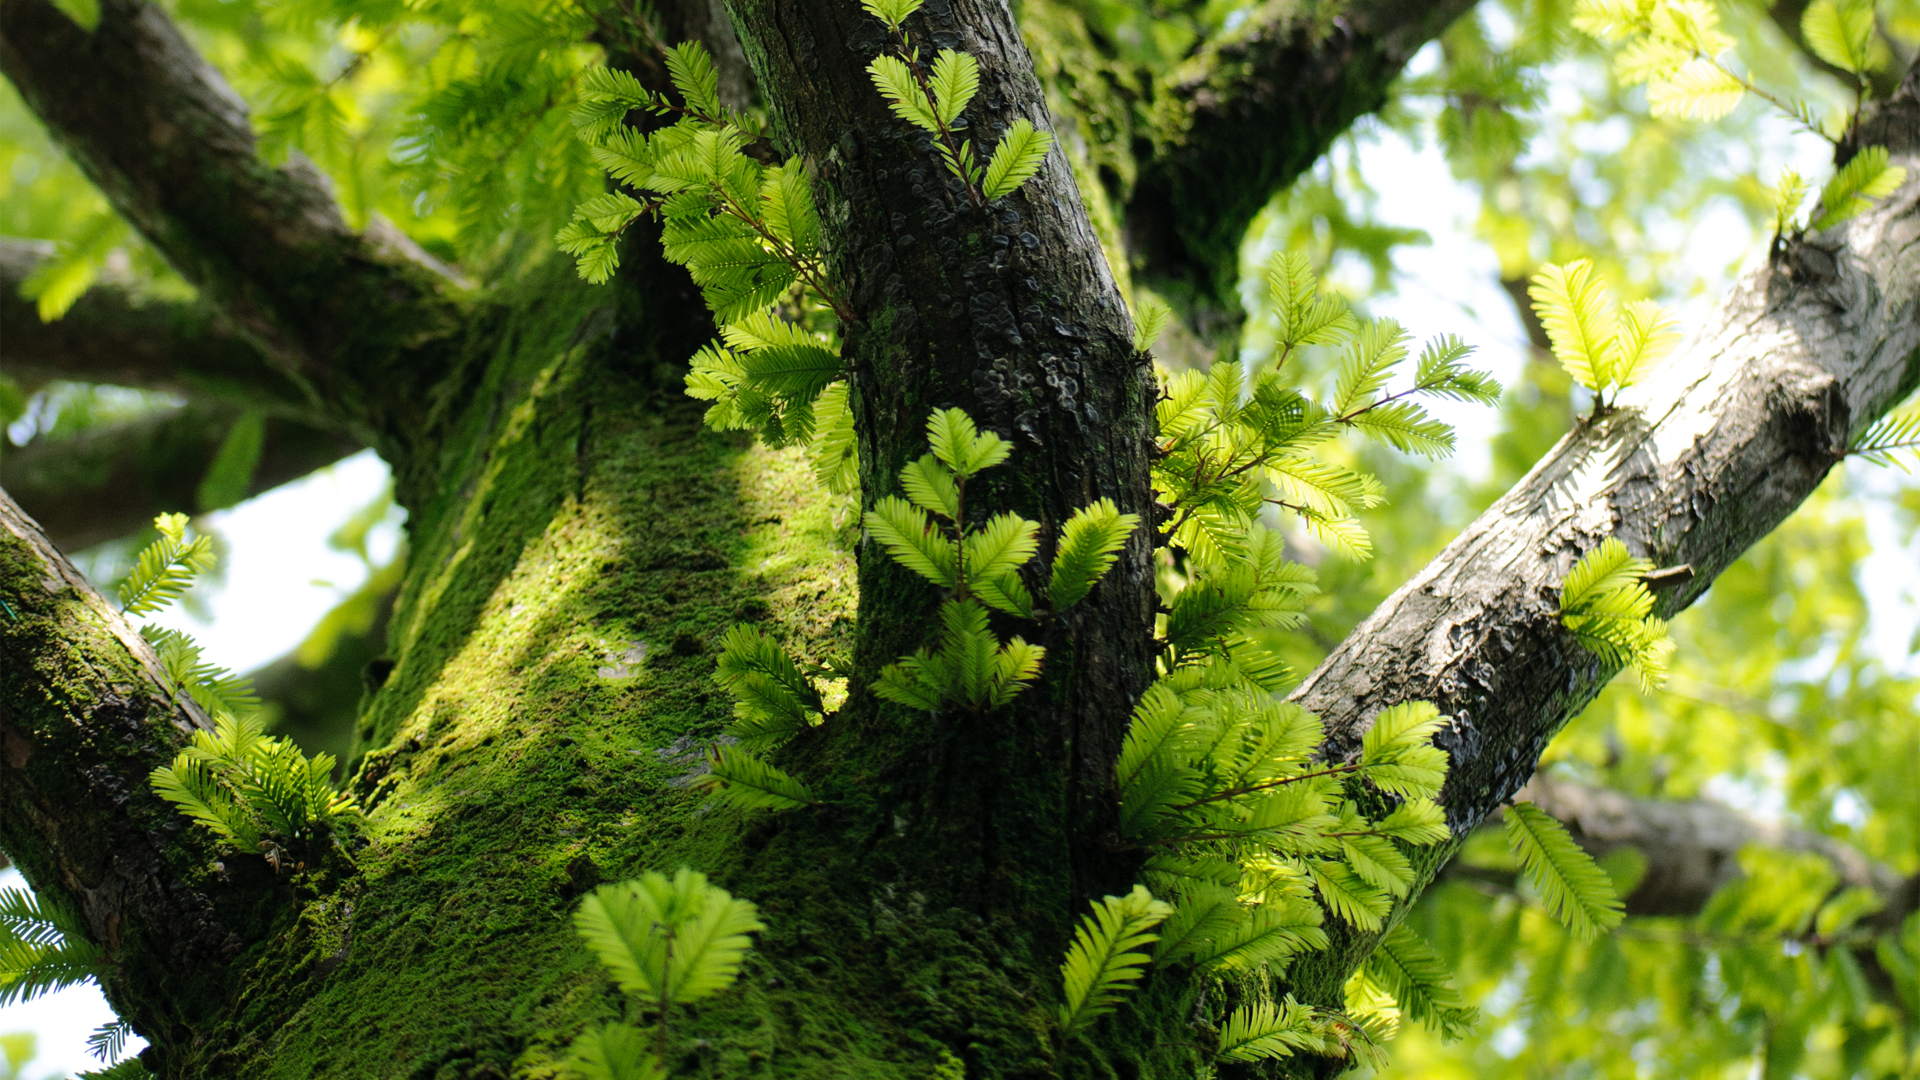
[0,486,278,1066]
[1281,59,1920,1005]
[1,403,362,552]
[1515,774,1912,919]
[0,239,313,416]
[1124,0,1477,301]
[0,0,464,446]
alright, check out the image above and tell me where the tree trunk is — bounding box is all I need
[6,0,1920,1077]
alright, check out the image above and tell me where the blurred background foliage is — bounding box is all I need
[2,0,1919,1074]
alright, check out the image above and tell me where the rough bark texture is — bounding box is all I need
[0,488,309,1059]
[7,0,1918,1075]
[0,0,464,448]
[1282,64,1920,1009]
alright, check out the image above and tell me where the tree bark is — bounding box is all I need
[0,238,315,417]
[0,403,361,552]
[6,0,1920,1076]
[1281,64,1920,1011]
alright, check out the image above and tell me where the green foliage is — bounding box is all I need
[1503,801,1625,942]
[149,712,359,858]
[1848,400,1920,470]
[1131,298,1172,353]
[1801,0,1889,79]
[1814,145,1909,232]
[1363,924,1480,1040]
[86,1020,134,1066]
[118,513,215,616]
[568,869,761,1077]
[862,407,1136,712]
[1054,885,1172,1038]
[1527,260,1678,408]
[18,211,125,320]
[143,626,261,718]
[1216,996,1332,1061]
[1156,252,1499,563]
[76,1061,152,1080]
[859,4,1053,205]
[1558,537,1676,692]
[0,887,104,1006]
[195,411,267,512]
[694,743,815,811]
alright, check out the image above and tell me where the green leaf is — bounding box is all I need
[808,382,860,493]
[1615,298,1680,387]
[0,887,104,1008]
[196,411,268,512]
[1307,860,1392,931]
[572,868,765,1007]
[1772,167,1811,235]
[1364,924,1481,1040]
[19,212,126,321]
[925,408,1011,477]
[119,513,215,616]
[665,42,722,117]
[962,512,1040,582]
[1529,259,1618,393]
[899,454,960,519]
[758,158,820,253]
[1645,58,1746,121]
[1055,885,1172,1037]
[1412,335,1502,404]
[87,1019,133,1065]
[571,67,663,143]
[868,55,941,133]
[928,50,978,127]
[714,624,821,745]
[47,0,98,29]
[1331,319,1409,417]
[566,1023,666,1080]
[1132,298,1172,353]
[1504,801,1625,942]
[981,118,1052,201]
[859,0,925,29]
[695,744,816,811]
[1217,995,1327,1061]
[864,496,957,587]
[1265,251,1357,350]
[1049,499,1140,609]
[1189,899,1328,970]
[1802,0,1886,77]
[1815,145,1908,231]
[1849,401,1920,470]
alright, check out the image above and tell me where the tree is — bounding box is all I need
[0,0,1917,1075]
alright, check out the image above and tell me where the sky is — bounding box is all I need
[4,36,1919,1080]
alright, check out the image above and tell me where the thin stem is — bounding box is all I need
[889,30,984,209]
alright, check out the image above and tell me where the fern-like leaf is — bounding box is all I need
[928,49,979,126]
[868,54,941,133]
[665,42,722,117]
[1132,298,1172,353]
[926,407,1011,476]
[1055,885,1172,1037]
[696,744,815,811]
[860,0,925,29]
[1504,801,1625,941]
[87,1019,134,1064]
[1773,168,1811,235]
[1528,260,1618,393]
[1049,499,1140,609]
[1802,0,1886,77]
[119,513,214,616]
[1645,58,1745,121]
[981,118,1052,201]
[1364,924,1480,1040]
[567,1022,666,1080]
[1850,403,1920,470]
[864,496,958,587]
[1815,144,1908,231]
[1217,996,1327,1061]
[808,382,860,493]
[573,868,765,1008]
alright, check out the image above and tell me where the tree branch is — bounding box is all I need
[1515,774,1912,919]
[1282,61,1920,1002]
[0,0,465,445]
[0,486,274,1065]
[1,403,362,552]
[1021,0,1475,306]
[0,239,315,416]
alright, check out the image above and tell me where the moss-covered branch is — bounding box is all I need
[0,485,287,1071]
[1,403,362,551]
[0,0,466,448]
[1024,0,1477,307]
[0,238,314,417]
